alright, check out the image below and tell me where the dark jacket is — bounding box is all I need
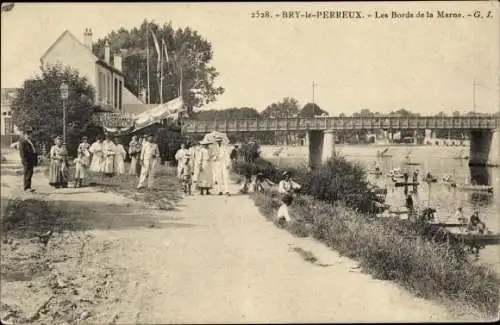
[19,138,38,167]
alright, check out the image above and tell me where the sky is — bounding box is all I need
[1,2,499,115]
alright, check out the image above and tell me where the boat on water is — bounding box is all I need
[394,182,419,187]
[451,232,500,246]
[368,171,383,176]
[376,148,392,158]
[451,183,494,193]
[404,162,421,166]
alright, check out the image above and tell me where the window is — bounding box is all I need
[4,117,14,134]
[107,74,112,106]
[118,80,122,111]
[114,78,118,110]
[98,71,105,102]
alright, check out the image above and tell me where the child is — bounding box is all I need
[181,154,193,195]
[277,194,293,228]
[73,150,87,188]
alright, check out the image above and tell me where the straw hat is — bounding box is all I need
[200,139,212,145]
[282,171,290,177]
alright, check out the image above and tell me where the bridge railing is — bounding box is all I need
[180,115,499,133]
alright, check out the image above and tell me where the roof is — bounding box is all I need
[40,30,123,76]
[96,59,124,76]
[40,30,98,64]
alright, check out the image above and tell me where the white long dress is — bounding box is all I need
[114,144,127,175]
[102,140,116,175]
[212,144,231,194]
[89,141,104,173]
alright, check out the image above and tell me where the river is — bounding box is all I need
[260,144,500,273]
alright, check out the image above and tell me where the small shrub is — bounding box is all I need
[233,154,383,214]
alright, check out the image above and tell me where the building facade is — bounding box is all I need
[1,88,21,146]
[40,28,140,112]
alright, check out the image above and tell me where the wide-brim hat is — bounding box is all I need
[282,171,290,177]
[200,139,212,145]
[215,136,223,141]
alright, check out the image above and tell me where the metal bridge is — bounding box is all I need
[179,115,499,133]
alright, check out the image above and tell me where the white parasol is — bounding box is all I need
[202,131,230,146]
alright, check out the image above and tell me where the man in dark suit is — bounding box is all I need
[18,128,38,192]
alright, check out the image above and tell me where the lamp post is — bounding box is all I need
[60,83,69,144]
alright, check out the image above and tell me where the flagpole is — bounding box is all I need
[179,67,183,98]
[160,41,163,104]
[146,27,150,104]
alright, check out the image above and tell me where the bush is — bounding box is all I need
[302,155,384,215]
[233,154,383,215]
[250,192,500,317]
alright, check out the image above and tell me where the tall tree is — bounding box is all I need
[298,103,329,117]
[261,97,300,145]
[261,97,300,118]
[93,20,224,113]
[11,64,99,155]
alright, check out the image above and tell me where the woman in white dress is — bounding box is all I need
[114,137,127,175]
[89,136,104,173]
[195,140,213,195]
[102,134,116,177]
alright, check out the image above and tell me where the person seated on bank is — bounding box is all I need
[467,210,487,234]
[278,171,301,195]
[277,194,293,228]
[454,207,467,224]
[405,192,414,216]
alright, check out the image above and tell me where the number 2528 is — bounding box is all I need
[251,11,271,18]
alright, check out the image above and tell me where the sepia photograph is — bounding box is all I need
[1,1,499,323]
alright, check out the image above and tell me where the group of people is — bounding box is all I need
[84,133,160,189]
[174,136,233,196]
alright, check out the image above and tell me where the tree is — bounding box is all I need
[11,64,99,155]
[261,97,300,145]
[389,108,419,117]
[261,97,300,118]
[298,103,329,118]
[93,20,224,113]
[352,108,375,117]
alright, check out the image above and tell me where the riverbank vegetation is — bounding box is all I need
[232,156,500,317]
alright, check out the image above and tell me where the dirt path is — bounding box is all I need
[1,150,484,323]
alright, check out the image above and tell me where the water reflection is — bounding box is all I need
[469,166,490,185]
[468,192,494,207]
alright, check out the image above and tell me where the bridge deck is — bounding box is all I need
[180,116,499,133]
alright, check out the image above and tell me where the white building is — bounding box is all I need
[1,88,21,146]
[40,28,142,112]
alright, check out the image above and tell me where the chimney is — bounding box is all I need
[114,53,122,72]
[104,40,110,64]
[83,28,92,49]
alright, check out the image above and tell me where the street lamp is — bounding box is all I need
[60,83,69,144]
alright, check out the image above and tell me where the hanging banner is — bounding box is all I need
[133,97,185,131]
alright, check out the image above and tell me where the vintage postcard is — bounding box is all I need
[1,1,499,324]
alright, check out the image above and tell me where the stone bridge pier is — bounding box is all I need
[307,129,336,169]
[469,128,500,167]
